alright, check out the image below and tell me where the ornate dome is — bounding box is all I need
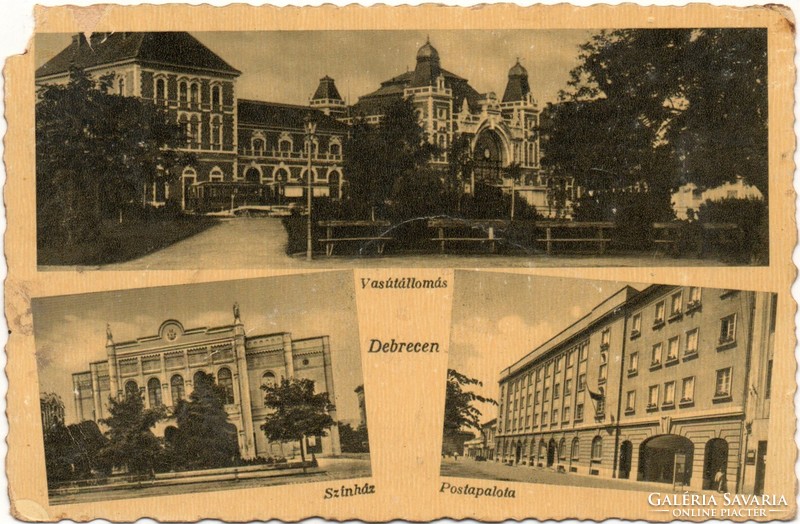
[508,59,528,77]
[417,37,440,62]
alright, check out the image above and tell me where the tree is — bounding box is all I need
[541,28,768,218]
[261,377,335,471]
[443,369,497,444]
[170,371,240,470]
[343,98,439,220]
[36,66,192,247]
[338,422,369,453]
[98,389,166,476]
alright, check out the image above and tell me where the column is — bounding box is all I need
[90,366,102,421]
[321,336,341,455]
[233,329,256,459]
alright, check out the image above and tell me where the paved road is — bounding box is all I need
[40,218,731,271]
[50,456,372,505]
[440,457,660,492]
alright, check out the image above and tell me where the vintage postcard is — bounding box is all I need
[3,2,797,522]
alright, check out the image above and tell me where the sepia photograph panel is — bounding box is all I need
[35,28,767,270]
[33,272,370,505]
[442,272,776,497]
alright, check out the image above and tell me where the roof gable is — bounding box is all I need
[36,32,241,79]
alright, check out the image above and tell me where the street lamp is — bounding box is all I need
[304,113,318,261]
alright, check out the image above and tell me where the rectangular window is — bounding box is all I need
[631,313,642,336]
[599,352,608,383]
[555,357,563,372]
[654,301,666,325]
[651,343,663,366]
[542,412,548,425]
[663,381,676,405]
[685,329,699,356]
[575,404,584,420]
[554,383,560,399]
[545,363,552,377]
[564,378,572,397]
[552,409,559,424]
[648,385,659,408]
[720,314,737,344]
[577,374,586,392]
[681,376,695,403]
[596,397,605,416]
[563,405,571,423]
[601,328,610,347]
[543,386,550,400]
[626,390,636,412]
[566,350,575,368]
[533,413,539,427]
[670,291,683,316]
[579,344,588,361]
[688,286,702,305]
[715,368,732,398]
[629,352,639,374]
[667,337,679,362]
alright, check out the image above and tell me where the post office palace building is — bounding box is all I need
[494,286,776,494]
[36,32,555,214]
[71,306,341,459]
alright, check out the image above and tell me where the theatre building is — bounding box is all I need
[495,285,775,494]
[71,306,341,459]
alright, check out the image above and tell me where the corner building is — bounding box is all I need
[72,309,341,460]
[495,285,775,494]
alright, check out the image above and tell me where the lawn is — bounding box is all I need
[38,216,220,266]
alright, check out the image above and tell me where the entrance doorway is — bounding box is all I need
[473,130,506,184]
[754,441,768,495]
[638,434,694,485]
[514,443,521,464]
[619,441,633,479]
[703,438,729,490]
[547,439,557,467]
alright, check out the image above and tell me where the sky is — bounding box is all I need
[448,272,643,425]
[32,272,364,427]
[34,30,594,107]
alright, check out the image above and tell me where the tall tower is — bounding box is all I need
[310,75,347,118]
[500,59,540,169]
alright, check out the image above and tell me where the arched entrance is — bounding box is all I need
[619,441,633,479]
[245,167,260,183]
[638,435,694,485]
[514,442,522,464]
[703,438,729,490]
[547,439,557,467]
[473,129,506,183]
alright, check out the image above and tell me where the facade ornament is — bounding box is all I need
[233,302,241,323]
[106,323,113,343]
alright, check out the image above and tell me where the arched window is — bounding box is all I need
[148,377,163,407]
[190,82,199,104]
[171,375,185,404]
[278,135,293,153]
[193,371,208,388]
[178,81,188,103]
[217,368,235,404]
[591,436,603,462]
[154,78,166,100]
[571,438,580,461]
[559,438,567,460]
[252,137,266,156]
[329,142,341,156]
[261,372,276,405]
[211,116,222,147]
[211,84,221,107]
[209,167,224,182]
[189,115,200,147]
[125,380,139,398]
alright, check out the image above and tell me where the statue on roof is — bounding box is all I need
[106,323,113,343]
[233,302,241,323]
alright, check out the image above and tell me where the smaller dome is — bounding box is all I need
[417,37,440,62]
[509,59,528,77]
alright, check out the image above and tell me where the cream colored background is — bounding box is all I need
[4,4,796,521]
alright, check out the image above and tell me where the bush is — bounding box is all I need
[698,197,768,265]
